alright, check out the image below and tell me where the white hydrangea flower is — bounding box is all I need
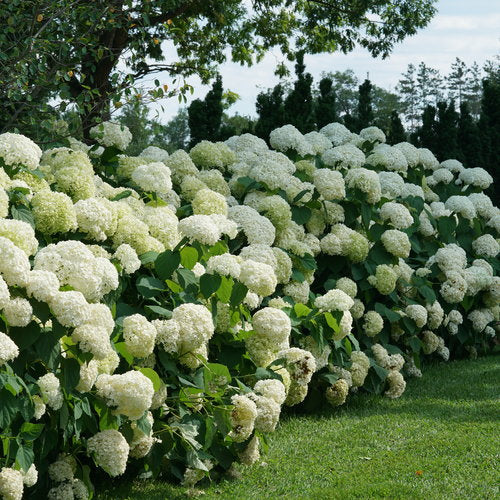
[350,351,371,387]
[393,142,419,168]
[239,260,277,297]
[0,331,19,365]
[74,197,117,241]
[229,394,258,442]
[304,131,332,154]
[379,202,413,229]
[90,121,132,150]
[345,168,381,204]
[321,144,366,169]
[278,347,316,386]
[37,372,63,410]
[140,145,169,163]
[270,124,314,157]
[381,229,411,258]
[472,234,499,258]
[3,298,32,327]
[113,244,141,274]
[314,289,354,312]
[228,204,276,246]
[178,214,222,246]
[417,148,439,170]
[21,464,38,488]
[87,430,130,476]
[132,161,172,193]
[360,126,386,143]
[0,132,42,170]
[0,467,24,500]
[385,370,406,399]
[95,370,154,420]
[445,195,476,220]
[405,304,428,328]
[123,314,157,358]
[319,122,354,146]
[0,219,38,256]
[440,159,465,174]
[459,167,493,189]
[313,169,345,200]
[367,144,408,173]
[253,379,287,405]
[362,311,384,337]
[0,236,31,287]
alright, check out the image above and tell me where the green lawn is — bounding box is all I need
[97,356,500,500]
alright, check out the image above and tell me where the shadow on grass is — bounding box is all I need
[284,355,500,425]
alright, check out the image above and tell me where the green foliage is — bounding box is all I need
[0,0,437,138]
[315,78,337,129]
[255,84,286,141]
[355,79,375,132]
[284,52,315,133]
[386,111,407,145]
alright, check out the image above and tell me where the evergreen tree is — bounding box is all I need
[478,78,500,196]
[457,102,483,167]
[315,77,337,129]
[355,79,374,132]
[284,52,315,132]
[464,62,483,119]
[447,57,469,107]
[387,111,407,144]
[433,100,460,161]
[416,61,443,109]
[397,63,420,130]
[342,112,357,132]
[255,84,286,141]
[188,75,224,146]
[413,104,436,150]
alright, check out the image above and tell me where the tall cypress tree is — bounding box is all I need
[255,83,286,141]
[433,100,460,161]
[387,111,407,144]
[284,52,315,132]
[457,102,483,167]
[356,79,374,132]
[478,78,500,196]
[413,104,436,150]
[315,77,337,129]
[188,75,224,147]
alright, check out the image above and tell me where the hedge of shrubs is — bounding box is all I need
[0,120,498,499]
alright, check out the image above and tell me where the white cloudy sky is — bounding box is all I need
[145,0,500,122]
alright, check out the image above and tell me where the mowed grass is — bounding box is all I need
[97,355,500,500]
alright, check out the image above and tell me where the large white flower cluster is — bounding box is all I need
[89,121,132,151]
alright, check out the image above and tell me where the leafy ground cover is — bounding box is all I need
[97,354,499,499]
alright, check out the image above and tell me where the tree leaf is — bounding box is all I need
[230,281,248,308]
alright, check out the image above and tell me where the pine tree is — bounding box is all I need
[457,102,483,167]
[416,62,443,109]
[255,84,286,141]
[397,63,420,130]
[284,52,315,132]
[188,75,224,146]
[413,104,436,150]
[433,100,460,161]
[315,77,337,129]
[355,79,374,132]
[387,111,407,144]
[447,57,469,107]
[464,62,483,120]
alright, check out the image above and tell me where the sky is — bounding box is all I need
[144,0,500,122]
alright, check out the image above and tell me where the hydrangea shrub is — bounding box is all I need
[0,121,497,498]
